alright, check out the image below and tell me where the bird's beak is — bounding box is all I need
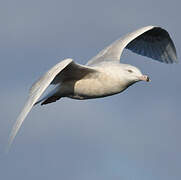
[139,75,150,82]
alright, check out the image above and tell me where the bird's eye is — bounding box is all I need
[127,69,133,73]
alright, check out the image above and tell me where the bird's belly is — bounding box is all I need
[69,76,125,100]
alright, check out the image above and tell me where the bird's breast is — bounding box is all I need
[69,71,127,99]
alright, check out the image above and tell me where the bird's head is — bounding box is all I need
[119,64,150,87]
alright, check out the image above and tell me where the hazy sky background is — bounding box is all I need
[0,0,181,179]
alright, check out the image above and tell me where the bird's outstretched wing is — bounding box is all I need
[86,26,177,66]
[7,58,96,150]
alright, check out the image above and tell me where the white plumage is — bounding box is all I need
[7,26,177,150]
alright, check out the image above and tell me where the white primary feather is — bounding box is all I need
[7,58,97,150]
[7,58,73,150]
[86,26,177,65]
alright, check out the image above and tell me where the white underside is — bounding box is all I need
[57,63,133,100]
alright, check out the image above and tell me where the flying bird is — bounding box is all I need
[8,25,177,150]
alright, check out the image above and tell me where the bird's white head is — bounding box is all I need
[119,64,150,88]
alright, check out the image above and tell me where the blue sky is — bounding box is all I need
[0,0,181,179]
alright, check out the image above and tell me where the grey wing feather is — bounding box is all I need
[7,58,73,151]
[86,26,177,66]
